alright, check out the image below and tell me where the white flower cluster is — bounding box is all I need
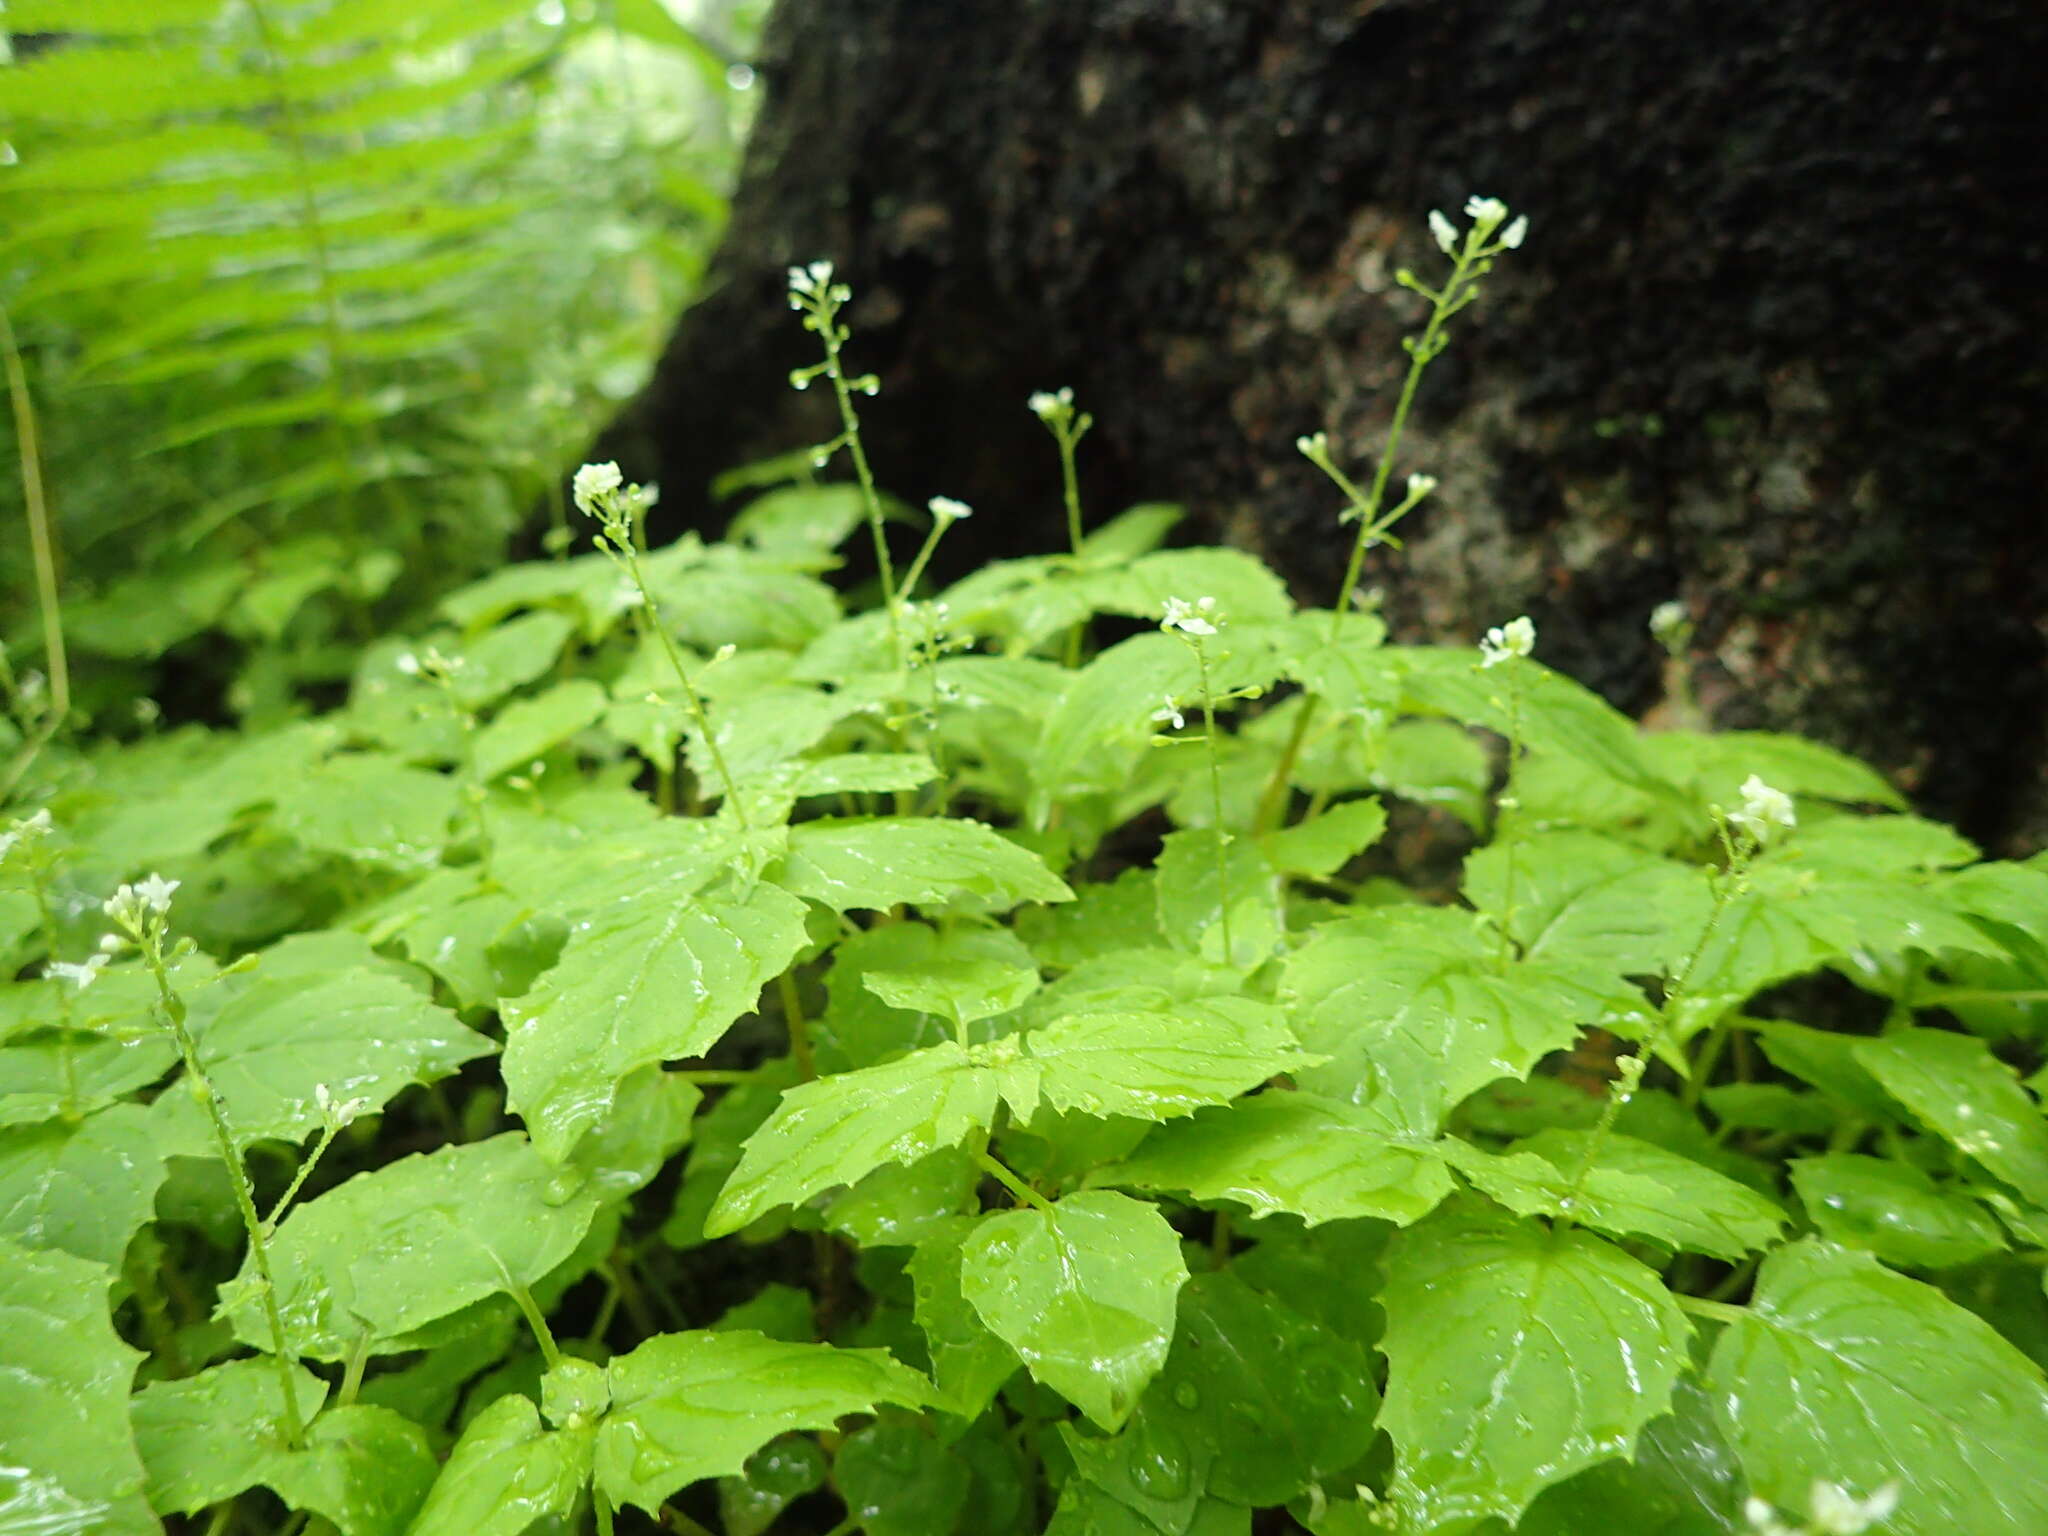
[928,496,973,523]
[1730,773,1797,843]
[571,460,622,513]
[1428,195,1530,256]
[1162,596,1221,638]
[1743,1480,1899,1536]
[103,873,179,950]
[315,1081,372,1131]
[1649,598,1691,651]
[1029,386,1075,423]
[1151,695,1186,730]
[1479,615,1536,667]
[570,460,660,539]
[1294,431,1330,460]
[1405,471,1438,501]
[787,259,852,310]
[0,808,53,862]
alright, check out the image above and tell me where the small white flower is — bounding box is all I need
[1406,472,1438,500]
[1162,596,1220,638]
[1731,774,1797,843]
[1295,431,1328,458]
[928,496,972,523]
[572,461,623,515]
[1808,1480,1900,1536]
[1479,615,1536,667]
[787,259,835,300]
[1151,696,1186,730]
[394,652,421,676]
[1029,386,1074,421]
[315,1082,372,1130]
[1649,599,1689,648]
[1464,195,1509,228]
[1428,208,1458,253]
[1500,213,1529,249]
[48,954,109,992]
[0,808,53,860]
[136,873,180,913]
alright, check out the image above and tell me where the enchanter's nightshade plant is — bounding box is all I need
[1,196,2044,1536]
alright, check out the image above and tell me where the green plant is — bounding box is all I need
[3,194,2048,1536]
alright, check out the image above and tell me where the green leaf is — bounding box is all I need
[1708,1240,2048,1535]
[1281,906,1637,1131]
[707,1043,1000,1236]
[834,1420,972,1536]
[1259,797,1387,878]
[1096,1090,1452,1227]
[1154,828,1282,966]
[1789,1154,2008,1269]
[472,679,609,781]
[1135,1270,1380,1507]
[777,817,1074,915]
[1011,997,1318,1124]
[561,1064,700,1198]
[261,1406,438,1536]
[861,924,1042,1028]
[0,1239,155,1536]
[190,958,492,1146]
[959,1191,1187,1431]
[0,1103,168,1266]
[1516,1376,1746,1536]
[271,753,462,870]
[226,1133,600,1359]
[132,1358,329,1515]
[406,1395,592,1536]
[1377,1199,1690,1532]
[1852,1028,2048,1206]
[1645,730,1905,811]
[447,610,576,709]
[0,1023,176,1127]
[826,1149,979,1250]
[1462,831,1716,975]
[504,876,809,1163]
[907,1219,1021,1419]
[593,1330,936,1513]
[1439,1130,1787,1260]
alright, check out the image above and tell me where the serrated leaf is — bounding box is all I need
[0,1240,155,1536]
[1014,997,1317,1124]
[1155,828,1282,966]
[777,817,1073,915]
[472,679,608,781]
[446,610,576,709]
[131,1358,328,1514]
[504,876,809,1163]
[561,1065,700,1198]
[1096,1090,1452,1227]
[1463,831,1715,975]
[1282,906,1637,1131]
[706,1043,1000,1236]
[1708,1240,2048,1535]
[226,1133,599,1359]
[593,1330,936,1512]
[0,1102,168,1266]
[1378,1199,1691,1532]
[1646,730,1904,811]
[861,924,1042,1028]
[262,1405,437,1536]
[907,1219,1021,1419]
[271,753,462,870]
[1438,1130,1786,1260]
[826,1149,979,1250]
[1516,1375,1745,1535]
[1137,1269,1379,1506]
[406,1395,591,1536]
[1852,1028,2048,1205]
[189,960,492,1147]
[1259,797,1387,878]
[0,1025,176,1127]
[834,1420,971,1536]
[960,1191,1187,1431]
[1789,1154,2007,1269]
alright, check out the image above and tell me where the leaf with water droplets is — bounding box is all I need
[777,816,1074,914]
[1708,1239,2048,1535]
[271,751,463,869]
[0,1239,156,1536]
[406,1395,592,1536]
[959,1191,1187,1432]
[130,1356,327,1515]
[1095,1090,1452,1227]
[472,679,609,781]
[1516,1375,1746,1535]
[906,1217,1020,1420]
[593,1329,936,1513]
[833,1420,972,1536]
[1138,1270,1380,1507]
[1463,830,1715,975]
[235,1405,437,1536]
[706,1042,1000,1237]
[223,1132,600,1360]
[1852,1027,2048,1207]
[0,1102,169,1266]
[504,876,809,1163]
[1439,1130,1787,1260]
[1377,1198,1690,1532]
[1017,998,1319,1123]
[1282,906,1637,1132]
[1789,1153,2007,1269]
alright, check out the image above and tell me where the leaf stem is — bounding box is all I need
[975,1150,1056,1214]
[1673,1294,1748,1326]
[505,1278,561,1371]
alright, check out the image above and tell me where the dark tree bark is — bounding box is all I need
[611,0,2048,852]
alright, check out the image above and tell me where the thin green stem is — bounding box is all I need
[141,946,305,1448]
[813,318,902,666]
[614,547,748,826]
[263,1122,341,1234]
[337,1328,371,1408]
[1673,1294,1747,1327]
[0,301,67,798]
[505,1279,561,1370]
[1194,642,1234,964]
[1492,678,1526,969]
[777,969,815,1080]
[975,1150,1056,1214]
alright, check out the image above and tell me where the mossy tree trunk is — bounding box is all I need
[615,0,2048,851]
